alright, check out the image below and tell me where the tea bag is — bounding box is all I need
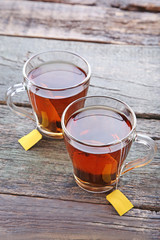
[106,189,134,216]
[18,129,42,151]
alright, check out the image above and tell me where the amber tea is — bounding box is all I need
[28,62,88,135]
[65,107,132,189]
[6,50,92,139]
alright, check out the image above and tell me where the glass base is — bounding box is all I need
[74,174,115,193]
[37,126,63,139]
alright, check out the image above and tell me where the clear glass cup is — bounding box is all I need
[61,96,157,193]
[5,51,91,139]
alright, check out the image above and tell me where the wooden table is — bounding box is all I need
[0,1,160,239]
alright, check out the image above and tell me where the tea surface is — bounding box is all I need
[28,62,86,89]
[66,107,132,146]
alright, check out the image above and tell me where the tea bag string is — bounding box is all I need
[116,139,124,189]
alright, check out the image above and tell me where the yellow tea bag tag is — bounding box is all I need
[18,129,42,151]
[106,189,134,216]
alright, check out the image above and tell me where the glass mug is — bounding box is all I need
[5,51,91,139]
[61,96,157,193]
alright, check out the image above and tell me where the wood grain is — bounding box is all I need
[21,0,109,6]
[1,36,160,115]
[0,104,159,210]
[112,0,160,12]
[0,1,159,45]
[0,194,159,240]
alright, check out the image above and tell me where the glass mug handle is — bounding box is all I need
[121,133,157,175]
[5,83,35,121]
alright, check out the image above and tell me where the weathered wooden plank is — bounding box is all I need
[0,104,159,209]
[0,1,159,45]
[0,194,159,240]
[6,0,160,12]
[1,36,160,115]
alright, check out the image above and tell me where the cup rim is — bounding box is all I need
[61,96,137,147]
[23,50,91,91]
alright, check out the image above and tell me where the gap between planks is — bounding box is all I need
[0,191,159,213]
